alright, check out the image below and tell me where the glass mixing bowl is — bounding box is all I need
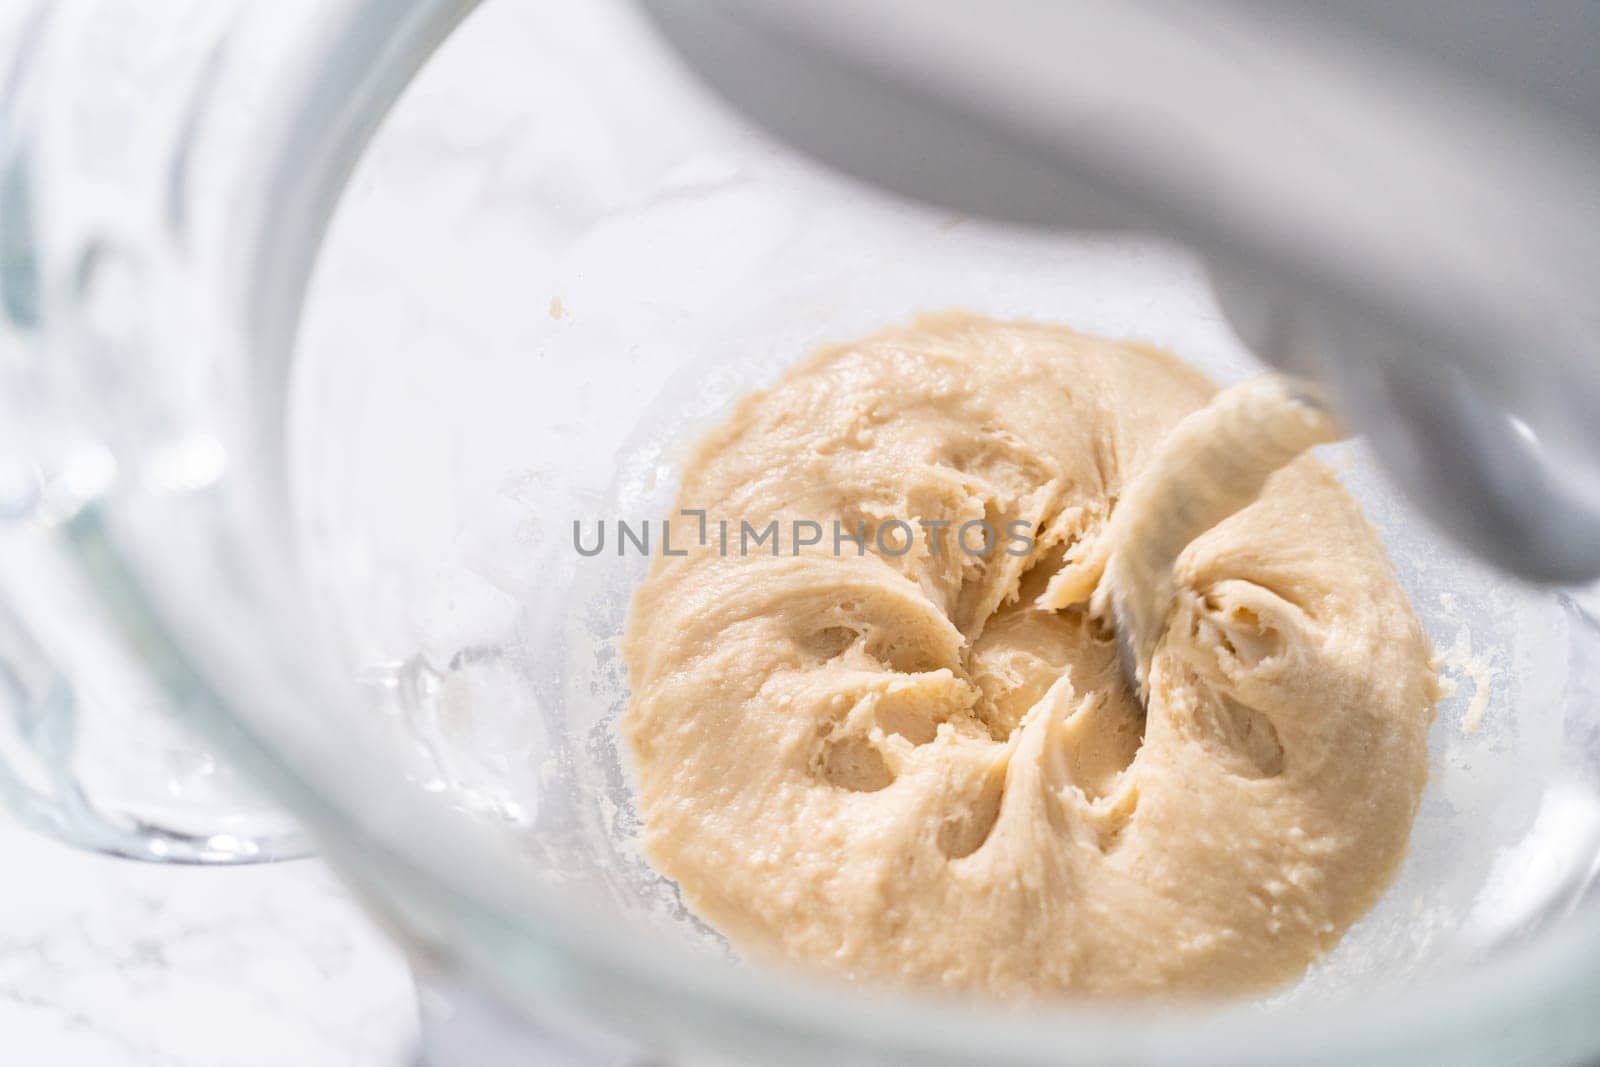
[3,1,1599,1063]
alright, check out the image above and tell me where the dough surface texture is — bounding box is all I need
[623,314,1436,999]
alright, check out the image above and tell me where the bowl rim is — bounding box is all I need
[170,0,1600,1060]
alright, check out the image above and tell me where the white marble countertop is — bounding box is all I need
[0,809,417,1067]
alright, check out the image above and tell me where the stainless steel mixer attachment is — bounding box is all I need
[642,0,1600,584]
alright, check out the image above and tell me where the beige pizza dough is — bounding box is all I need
[622,313,1437,1000]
